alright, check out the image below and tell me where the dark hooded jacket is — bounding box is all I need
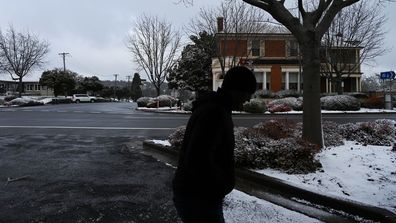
[172,88,235,200]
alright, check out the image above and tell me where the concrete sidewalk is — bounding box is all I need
[143,140,396,223]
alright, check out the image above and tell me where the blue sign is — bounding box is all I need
[380,71,395,79]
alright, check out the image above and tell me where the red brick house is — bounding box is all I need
[212,21,362,94]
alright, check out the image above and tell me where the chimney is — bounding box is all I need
[217,17,224,33]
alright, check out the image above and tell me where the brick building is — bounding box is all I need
[212,19,362,94]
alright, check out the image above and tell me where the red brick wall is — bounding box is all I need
[271,65,282,91]
[265,40,285,57]
[219,40,247,57]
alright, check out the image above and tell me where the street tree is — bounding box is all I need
[361,75,381,92]
[39,68,76,97]
[321,1,387,94]
[80,76,104,94]
[0,25,49,97]
[167,32,215,94]
[188,0,276,75]
[131,73,143,101]
[127,14,181,96]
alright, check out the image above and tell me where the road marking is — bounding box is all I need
[0,126,176,130]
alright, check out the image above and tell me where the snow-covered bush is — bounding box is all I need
[136,97,154,107]
[243,99,267,113]
[322,121,344,147]
[168,126,186,148]
[140,95,178,108]
[273,90,301,98]
[268,103,292,113]
[183,100,193,111]
[320,95,360,111]
[339,119,395,146]
[6,98,44,106]
[155,95,178,107]
[268,97,303,111]
[252,120,295,140]
[234,125,321,174]
[254,90,273,99]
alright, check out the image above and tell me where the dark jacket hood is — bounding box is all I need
[192,88,232,113]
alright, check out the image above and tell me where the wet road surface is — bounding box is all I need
[0,134,180,223]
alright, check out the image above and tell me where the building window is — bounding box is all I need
[288,40,299,57]
[289,72,299,90]
[254,72,264,90]
[266,72,271,90]
[251,40,260,56]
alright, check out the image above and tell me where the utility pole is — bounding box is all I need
[126,75,132,88]
[58,52,70,73]
[113,74,119,100]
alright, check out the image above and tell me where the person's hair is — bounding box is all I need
[221,66,257,94]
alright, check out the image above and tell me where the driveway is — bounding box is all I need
[0,134,179,223]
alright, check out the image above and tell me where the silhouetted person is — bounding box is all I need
[172,66,257,223]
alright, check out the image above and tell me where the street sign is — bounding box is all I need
[380,71,395,79]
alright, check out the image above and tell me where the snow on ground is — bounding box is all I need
[257,141,396,213]
[151,139,172,147]
[224,190,322,223]
[151,139,396,215]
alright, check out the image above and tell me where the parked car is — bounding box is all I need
[72,94,96,103]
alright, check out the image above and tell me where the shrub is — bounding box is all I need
[254,90,273,99]
[268,103,292,113]
[168,126,186,148]
[268,97,303,111]
[136,97,154,107]
[274,90,301,98]
[234,127,321,174]
[361,96,384,109]
[7,98,44,106]
[183,100,193,111]
[4,95,17,102]
[321,95,361,111]
[252,120,295,140]
[156,95,178,107]
[322,121,344,147]
[339,119,395,146]
[243,99,267,113]
[48,98,73,104]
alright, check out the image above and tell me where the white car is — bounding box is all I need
[72,94,96,103]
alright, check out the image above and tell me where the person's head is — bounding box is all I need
[221,66,256,110]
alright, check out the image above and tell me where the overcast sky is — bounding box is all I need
[0,0,395,81]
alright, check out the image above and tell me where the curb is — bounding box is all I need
[143,140,396,223]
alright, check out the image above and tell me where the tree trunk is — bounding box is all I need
[335,79,343,95]
[155,86,161,96]
[18,78,23,97]
[301,41,324,147]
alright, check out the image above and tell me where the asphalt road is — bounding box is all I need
[0,102,395,138]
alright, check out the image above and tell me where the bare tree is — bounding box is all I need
[0,25,49,97]
[321,1,387,94]
[188,0,277,75]
[127,15,181,96]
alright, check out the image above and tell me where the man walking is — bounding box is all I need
[172,66,257,223]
